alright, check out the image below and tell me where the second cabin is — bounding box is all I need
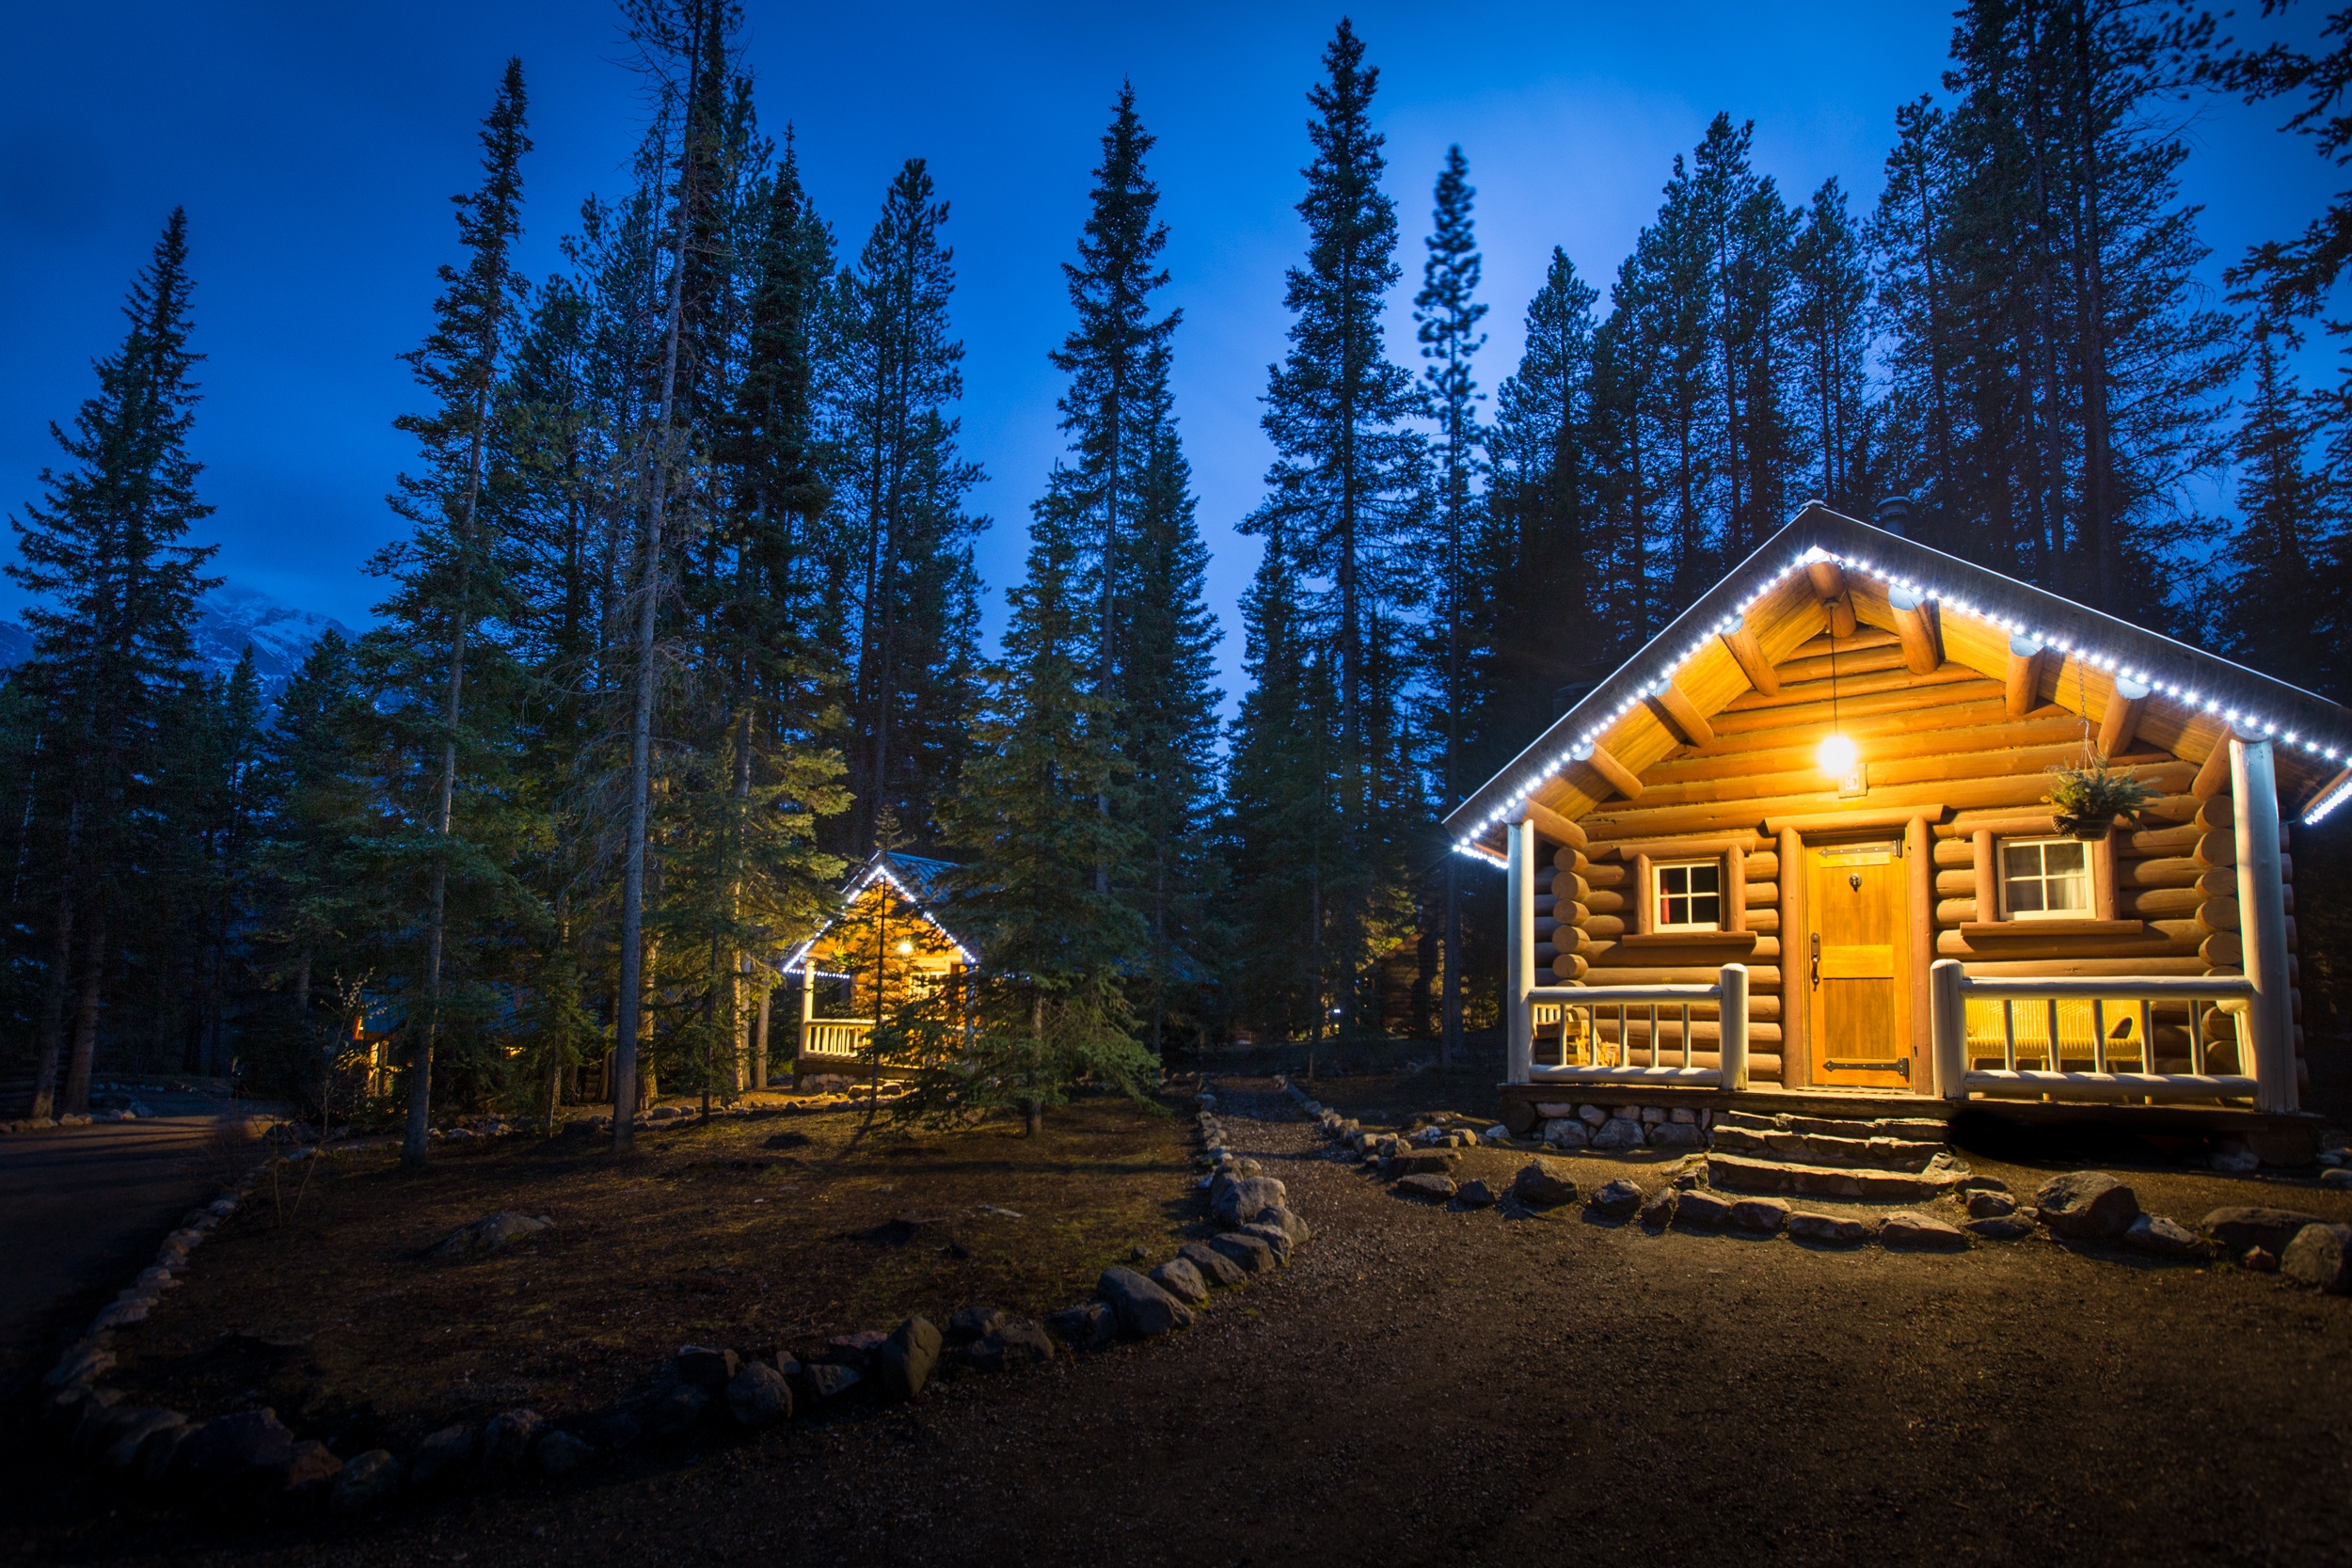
[1448,504,2344,1157]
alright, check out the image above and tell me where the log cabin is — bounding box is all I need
[777,851,975,1084]
[1447,505,2346,1158]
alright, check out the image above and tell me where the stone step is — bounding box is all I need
[1706,1151,1967,1203]
[1721,1109,1949,1144]
[1708,1123,1946,1172]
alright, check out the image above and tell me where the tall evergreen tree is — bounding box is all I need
[8,210,215,1118]
[1240,20,1423,1039]
[373,58,532,1167]
[826,158,987,856]
[1788,177,1877,514]
[1412,143,1486,1065]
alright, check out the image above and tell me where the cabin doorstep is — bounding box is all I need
[1450,505,2340,1161]
[778,851,977,1085]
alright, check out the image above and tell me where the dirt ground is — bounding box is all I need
[11,1079,2352,1568]
[101,1095,1195,1454]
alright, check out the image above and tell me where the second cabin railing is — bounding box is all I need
[800,1020,874,1058]
[1526,963,1750,1091]
[1928,961,2260,1105]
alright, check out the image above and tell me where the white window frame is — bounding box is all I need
[1997,835,2094,922]
[1652,859,1725,933]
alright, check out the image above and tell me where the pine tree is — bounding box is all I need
[1788,177,1876,513]
[2222,319,2339,693]
[1412,143,1486,1066]
[373,58,532,1167]
[8,210,216,1118]
[1243,20,1423,1039]
[825,158,988,856]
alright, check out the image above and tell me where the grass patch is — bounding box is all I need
[109,1095,1191,1454]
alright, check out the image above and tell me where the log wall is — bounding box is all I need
[1534,625,2303,1093]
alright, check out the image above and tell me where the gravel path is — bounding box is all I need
[9,1081,2352,1567]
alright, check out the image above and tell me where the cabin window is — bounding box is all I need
[1653,860,1724,932]
[1999,837,2091,920]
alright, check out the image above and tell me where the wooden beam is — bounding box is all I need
[1807,559,1858,638]
[1763,803,1947,834]
[1577,742,1644,801]
[1907,815,1933,1084]
[2097,676,2151,757]
[1778,825,1809,1088]
[1508,797,1586,851]
[1885,587,1943,674]
[2192,742,2232,800]
[1648,680,1716,748]
[1721,625,1781,696]
[2003,636,2045,718]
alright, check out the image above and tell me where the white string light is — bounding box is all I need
[778,856,979,974]
[1452,543,2352,851]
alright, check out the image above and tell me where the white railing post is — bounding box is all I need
[1506,817,1536,1086]
[1718,963,1749,1092]
[1931,958,1968,1101]
[2231,736,2298,1113]
[798,967,815,1067]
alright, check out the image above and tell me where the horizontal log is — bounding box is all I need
[2201,931,2241,968]
[1585,966,1783,990]
[2121,886,2202,920]
[1936,918,2202,959]
[2197,896,2239,934]
[1549,954,1590,981]
[2119,856,2200,890]
[1565,1021,1784,1048]
[1957,956,2214,977]
[1935,868,1976,896]
[1934,840,1974,869]
[1717,667,1992,728]
[1937,898,1979,926]
[1584,773,2058,842]
[1584,862,1628,889]
[1626,743,2191,814]
[1587,915,1627,941]
[1534,894,1557,915]
[1587,889,1628,916]
[1657,710,2090,780]
[1533,1052,1787,1083]
[2122,824,2201,858]
[1747,852,1780,880]
[1773,638,1909,687]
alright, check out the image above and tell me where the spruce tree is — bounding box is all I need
[8,210,216,1118]
[1412,143,1486,1066]
[1243,20,1422,1039]
[373,58,532,1167]
[1788,177,1875,513]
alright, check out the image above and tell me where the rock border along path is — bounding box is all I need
[36,1085,1319,1523]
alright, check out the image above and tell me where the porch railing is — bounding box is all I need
[1929,960,2263,1105]
[800,1019,874,1058]
[1525,964,1750,1090]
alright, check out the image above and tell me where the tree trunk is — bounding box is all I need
[62,909,107,1116]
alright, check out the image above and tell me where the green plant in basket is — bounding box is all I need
[2043,756,2160,840]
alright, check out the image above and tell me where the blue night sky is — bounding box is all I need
[0,3,2335,705]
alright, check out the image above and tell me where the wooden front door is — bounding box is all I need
[1805,840,1913,1087]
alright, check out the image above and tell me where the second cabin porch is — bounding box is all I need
[779,851,977,1083]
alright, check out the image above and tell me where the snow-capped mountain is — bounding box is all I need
[0,580,354,696]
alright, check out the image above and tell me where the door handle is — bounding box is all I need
[1809,932,1820,990]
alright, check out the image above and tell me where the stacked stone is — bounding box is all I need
[1535,1101,1710,1151]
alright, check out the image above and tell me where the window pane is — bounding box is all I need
[1689,863,1720,895]
[2008,878,2045,913]
[2047,867,2090,911]
[2044,841,2086,875]
[2003,844,2041,879]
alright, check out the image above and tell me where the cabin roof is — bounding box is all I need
[778,850,977,974]
[1444,503,2352,859]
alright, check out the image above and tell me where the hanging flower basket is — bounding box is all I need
[2044,757,2159,841]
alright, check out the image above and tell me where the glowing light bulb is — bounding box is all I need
[896,940,914,956]
[1819,732,1859,780]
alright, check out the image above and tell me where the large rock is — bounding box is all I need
[1253,1206,1311,1244]
[2033,1172,2139,1241]
[1543,1118,1591,1149]
[99,1408,185,1471]
[966,1319,1057,1371]
[1043,1301,1117,1351]
[177,1408,298,1484]
[1590,1117,1646,1151]
[1210,1174,1288,1227]
[2282,1223,2352,1293]
[1208,1232,1277,1274]
[1178,1242,1248,1288]
[1648,1121,1706,1150]
[1965,1215,2038,1242]
[482,1408,546,1469]
[537,1431,596,1477]
[1729,1197,1790,1234]
[1788,1212,1869,1245]
[648,1385,711,1436]
[946,1307,1006,1345]
[803,1361,862,1402]
[1150,1258,1211,1306]
[331,1449,401,1514]
[1382,1148,1463,1180]
[1880,1212,1969,1251]
[727,1360,796,1424]
[1394,1172,1456,1201]
[274,1441,342,1505]
[2121,1214,2202,1259]
[877,1316,942,1402]
[1673,1191,1735,1228]
[1512,1158,1581,1210]
[2204,1206,2329,1256]
[1097,1266,1194,1338]
[1239,1222,1295,1263]
[1587,1178,1644,1221]
[675,1345,740,1387]
[430,1212,553,1259]
[1966,1191,2018,1219]
[1455,1179,1498,1208]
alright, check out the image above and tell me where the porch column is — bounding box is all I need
[2230,736,2297,1113]
[798,965,816,1068]
[1506,817,1536,1086]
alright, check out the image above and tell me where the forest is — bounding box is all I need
[4,0,2347,1154]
